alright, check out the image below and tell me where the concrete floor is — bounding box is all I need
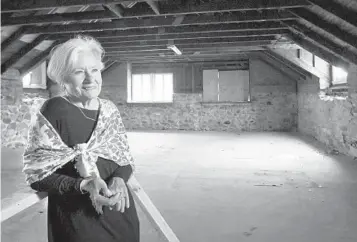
[2,131,357,242]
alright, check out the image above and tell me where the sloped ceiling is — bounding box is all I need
[1,0,357,76]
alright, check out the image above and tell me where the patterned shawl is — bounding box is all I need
[23,98,135,184]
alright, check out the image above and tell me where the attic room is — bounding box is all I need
[1,0,357,241]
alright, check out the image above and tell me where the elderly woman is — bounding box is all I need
[23,36,139,242]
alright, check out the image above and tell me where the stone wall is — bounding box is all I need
[1,69,48,148]
[101,59,298,132]
[297,64,357,157]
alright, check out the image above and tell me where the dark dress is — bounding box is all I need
[30,96,140,242]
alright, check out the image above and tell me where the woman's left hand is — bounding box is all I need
[108,177,130,213]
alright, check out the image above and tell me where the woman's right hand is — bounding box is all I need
[80,177,116,214]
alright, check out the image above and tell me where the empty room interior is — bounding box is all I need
[1,0,357,241]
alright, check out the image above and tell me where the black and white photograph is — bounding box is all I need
[1,0,357,242]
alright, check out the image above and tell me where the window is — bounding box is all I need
[128,73,173,103]
[22,61,47,89]
[332,66,348,85]
[203,69,250,102]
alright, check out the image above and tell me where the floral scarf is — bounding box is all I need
[23,98,135,184]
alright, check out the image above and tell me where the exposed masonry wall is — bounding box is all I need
[1,69,48,148]
[297,65,357,157]
[101,59,298,132]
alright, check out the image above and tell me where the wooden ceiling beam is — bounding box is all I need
[27,17,290,34]
[308,0,357,29]
[106,51,264,61]
[48,23,288,40]
[1,3,304,26]
[146,0,160,15]
[1,35,49,74]
[1,0,167,13]
[284,21,357,65]
[289,8,357,50]
[286,31,349,69]
[1,26,29,51]
[102,60,120,73]
[102,4,124,18]
[105,41,282,55]
[159,0,310,15]
[19,40,62,75]
[101,36,277,48]
[2,10,115,26]
[96,29,290,43]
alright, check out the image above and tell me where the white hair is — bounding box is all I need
[47,35,105,84]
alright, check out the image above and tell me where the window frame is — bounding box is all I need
[127,72,174,104]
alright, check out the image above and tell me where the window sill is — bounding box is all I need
[126,102,174,107]
[201,101,251,106]
[23,86,47,91]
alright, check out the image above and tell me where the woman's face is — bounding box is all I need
[64,50,103,101]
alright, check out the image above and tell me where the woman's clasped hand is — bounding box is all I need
[80,177,130,214]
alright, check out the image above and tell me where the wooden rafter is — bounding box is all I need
[19,40,62,75]
[308,0,357,29]
[146,0,160,15]
[103,4,124,18]
[102,60,120,73]
[1,35,48,74]
[286,31,349,69]
[1,26,29,51]
[284,21,357,65]
[289,8,357,50]
[1,0,167,13]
